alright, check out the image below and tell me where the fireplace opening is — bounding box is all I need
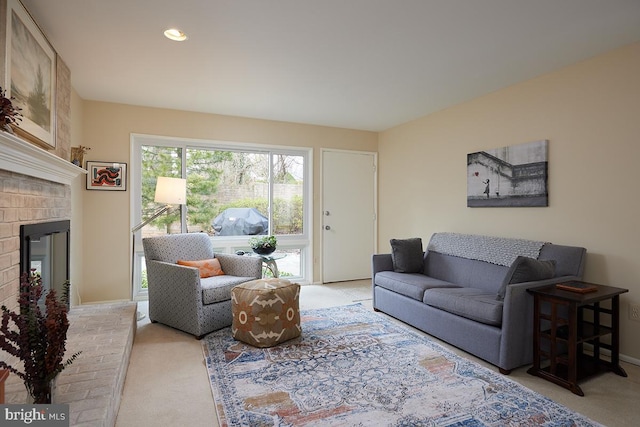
[20,220,71,307]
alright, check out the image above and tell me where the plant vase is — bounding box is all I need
[253,246,276,256]
[25,376,57,404]
[248,235,278,256]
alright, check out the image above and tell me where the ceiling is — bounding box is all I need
[20,0,640,132]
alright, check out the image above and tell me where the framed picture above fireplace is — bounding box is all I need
[3,0,57,149]
[86,161,127,191]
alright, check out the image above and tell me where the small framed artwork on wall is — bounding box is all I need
[86,161,127,191]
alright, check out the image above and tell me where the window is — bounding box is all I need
[131,135,312,298]
[187,149,270,235]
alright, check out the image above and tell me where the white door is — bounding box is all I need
[322,150,376,283]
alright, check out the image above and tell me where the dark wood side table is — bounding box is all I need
[0,369,9,404]
[527,282,628,396]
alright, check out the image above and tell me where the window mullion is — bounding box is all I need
[268,152,274,235]
[181,149,188,233]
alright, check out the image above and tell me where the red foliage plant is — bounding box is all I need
[0,86,22,127]
[0,271,81,403]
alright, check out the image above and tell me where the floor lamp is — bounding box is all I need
[131,177,187,320]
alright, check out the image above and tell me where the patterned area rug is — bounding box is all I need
[203,304,601,426]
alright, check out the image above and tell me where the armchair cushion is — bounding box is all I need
[142,233,214,263]
[215,253,263,278]
[177,258,225,278]
[201,275,260,305]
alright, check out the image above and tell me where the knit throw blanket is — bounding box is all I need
[427,232,545,267]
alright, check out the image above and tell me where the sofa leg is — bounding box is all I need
[195,334,205,340]
[499,368,511,375]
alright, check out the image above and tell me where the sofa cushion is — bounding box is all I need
[375,271,459,301]
[423,288,504,326]
[390,238,424,273]
[201,276,258,305]
[538,243,586,277]
[424,251,510,293]
[497,256,556,300]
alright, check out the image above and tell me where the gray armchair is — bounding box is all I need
[142,233,262,339]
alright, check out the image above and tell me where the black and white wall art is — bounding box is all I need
[467,140,548,207]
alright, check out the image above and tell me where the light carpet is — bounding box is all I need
[203,304,601,426]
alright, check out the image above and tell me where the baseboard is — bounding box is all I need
[582,343,640,367]
[620,353,640,367]
[77,298,132,306]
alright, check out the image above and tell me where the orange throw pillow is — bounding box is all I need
[177,258,225,278]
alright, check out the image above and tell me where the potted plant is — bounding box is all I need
[248,235,277,255]
[70,145,91,167]
[0,272,81,404]
[0,86,22,133]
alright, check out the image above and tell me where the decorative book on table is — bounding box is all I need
[556,281,598,293]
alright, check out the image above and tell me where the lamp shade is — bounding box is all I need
[154,177,187,205]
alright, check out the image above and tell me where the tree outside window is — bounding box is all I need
[139,147,304,238]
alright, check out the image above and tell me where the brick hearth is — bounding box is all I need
[3,302,136,427]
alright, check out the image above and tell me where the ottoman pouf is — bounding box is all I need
[231,278,301,347]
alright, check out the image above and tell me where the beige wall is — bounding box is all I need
[76,102,377,303]
[378,42,640,361]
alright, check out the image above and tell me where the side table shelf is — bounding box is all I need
[527,282,628,396]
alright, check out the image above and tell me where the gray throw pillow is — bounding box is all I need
[390,238,424,273]
[497,256,556,300]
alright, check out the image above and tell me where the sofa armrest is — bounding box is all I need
[372,254,394,276]
[146,260,204,308]
[215,253,263,279]
[499,275,581,370]
[372,254,394,308]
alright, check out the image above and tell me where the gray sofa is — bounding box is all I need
[372,232,586,373]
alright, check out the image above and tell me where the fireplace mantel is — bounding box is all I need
[0,131,86,185]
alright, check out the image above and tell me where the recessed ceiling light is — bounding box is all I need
[164,28,188,42]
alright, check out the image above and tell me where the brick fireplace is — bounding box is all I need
[0,131,82,312]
